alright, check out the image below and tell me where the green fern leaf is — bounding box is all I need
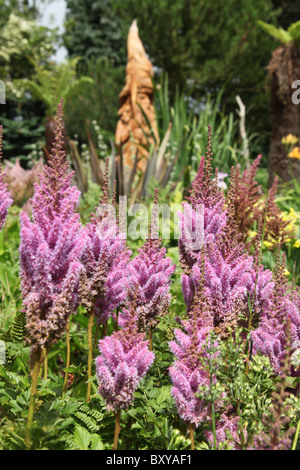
[10,312,26,343]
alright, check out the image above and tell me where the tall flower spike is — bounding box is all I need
[79,157,131,401]
[0,126,13,230]
[79,157,131,325]
[251,251,300,375]
[188,125,222,209]
[125,188,176,334]
[19,99,87,359]
[169,267,219,434]
[180,132,274,333]
[179,127,227,272]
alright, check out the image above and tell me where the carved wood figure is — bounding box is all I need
[115,20,159,192]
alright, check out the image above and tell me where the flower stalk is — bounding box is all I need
[62,318,71,397]
[27,348,43,432]
[113,409,121,450]
[86,306,95,402]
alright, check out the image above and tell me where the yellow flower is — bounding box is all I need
[248,230,257,239]
[294,240,300,248]
[282,134,298,146]
[284,269,290,276]
[288,146,300,160]
[263,240,273,248]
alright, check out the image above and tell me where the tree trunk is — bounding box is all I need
[268,43,300,186]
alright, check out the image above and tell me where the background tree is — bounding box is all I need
[113,0,278,156]
[258,20,300,185]
[12,58,94,154]
[0,7,59,161]
[62,0,126,140]
[63,0,125,67]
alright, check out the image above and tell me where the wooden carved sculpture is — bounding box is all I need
[115,20,159,192]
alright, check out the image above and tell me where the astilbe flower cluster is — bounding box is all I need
[169,321,215,428]
[179,129,274,333]
[182,218,274,332]
[171,128,298,448]
[169,255,244,447]
[178,133,227,272]
[79,160,131,325]
[4,157,43,207]
[19,100,87,357]
[95,298,155,412]
[169,266,217,428]
[227,155,293,250]
[252,323,295,450]
[124,189,176,330]
[251,252,300,375]
[0,126,13,230]
[226,154,263,242]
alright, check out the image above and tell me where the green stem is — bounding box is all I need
[292,419,300,450]
[62,318,71,397]
[209,352,217,450]
[27,349,42,432]
[101,320,108,338]
[189,423,195,450]
[211,401,217,450]
[86,306,95,402]
[113,409,121,450]
[149,325,153,351]
[43,349,48,380]
[115,308,119,331]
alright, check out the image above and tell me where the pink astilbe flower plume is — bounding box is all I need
[251,251,300,375]
[179,127,227,272]
[124,188,176,332]
[0,126,13,229]
[19,99,87,359]
[95,296,155,412]
[79,161,132,402]
[169,324,214,427]
[169,264,219,434]
[179,127,274,334]
[79,158,131,325]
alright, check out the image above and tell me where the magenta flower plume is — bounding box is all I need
[204,411,242,449]
[169,320,217,427]
[169,268,217,427]
[19,99,87,356]
[95,304,154,411]
[0,126,13,229]
[178,199,227,270]
[179,128,227,271]
[182,238,274,330]
[79,160,131,324]
[125,189,176,330]
[251,254,300,375]
[179,128,274,332]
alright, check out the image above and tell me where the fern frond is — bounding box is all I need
[74,411,100,433]
[72,402,104,434]
[9,312,26,343]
